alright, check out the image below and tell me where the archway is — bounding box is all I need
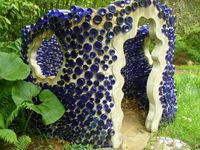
[21,0,177,149]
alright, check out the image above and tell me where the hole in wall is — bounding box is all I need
[148,38,156,53]
[120,24,152,142]
[120,17,160,139]
[138,17,157,54]
[121,17,160,111]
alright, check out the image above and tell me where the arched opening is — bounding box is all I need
[119,17,164,148]
[21,1,176,149]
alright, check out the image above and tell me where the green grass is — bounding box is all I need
[176,65,200,71]
[157,67,200,149]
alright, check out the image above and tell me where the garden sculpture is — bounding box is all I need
[21,0,176,148]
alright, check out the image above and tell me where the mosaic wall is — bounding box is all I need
[21,0,177,148]
[122,24,151,111]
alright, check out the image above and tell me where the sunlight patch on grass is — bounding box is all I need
[158,71,200,149]
[176,65,200,71]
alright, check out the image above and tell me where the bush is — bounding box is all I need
[0,0,40,41]
[0,40,65,149]
[175,27,200,65]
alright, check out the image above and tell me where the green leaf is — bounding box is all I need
[0,80,14,99]
[29,90,65,125]
[6,105,23,127]
[6,39,22,53]
[0,129,18,144]
[0,81,17,127]
[4,17,11,25]
[0,39,21,54]
[0,52,30,81]
[0,113,5,129]
[12,81,41,106]
[14,135,32,150]
[12,81,64,125]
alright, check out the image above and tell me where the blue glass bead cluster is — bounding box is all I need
[36,35,64,77]
[153,0,177,122]
[122,24,152,110]
[21,0,177,148]
[21,5,120,149]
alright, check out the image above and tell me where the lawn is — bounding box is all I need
[156,66,200,149]
[176,65,200,71]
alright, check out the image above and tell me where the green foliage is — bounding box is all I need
[0,129,18,144]
[176,65,200,71]
[158,69,200,149]
[0,52,30,81]
[0,0,40,41]
[0,81,65,149]
[0,81,65,148]
[0,81,17,123]
[65,144,93,150]
[0,39,22,55]
[12,81,65,125]
[0,129,31,150]
[0,128,32,150]
[166,0,200,35]
[6,104,23,128]
[175,27,200,64]
[28,90,65,125]
[0,113,6,129]
[14,135,32,150]
[12,81,41,106]
[0,15,11,30]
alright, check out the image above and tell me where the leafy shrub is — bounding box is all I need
[0,39,22,55]
[165,0,200,35]
[0,40,65,149]
[0,128,32,150]
[0,0,40,41]
[175,27,200,65]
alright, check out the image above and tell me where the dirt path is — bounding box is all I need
[120,99,150,150]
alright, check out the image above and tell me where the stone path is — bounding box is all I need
[148,137,191,150]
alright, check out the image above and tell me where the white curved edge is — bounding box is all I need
[124,3,169,133]
[144,34,154,66]
[111,20,138,148]
[137,5,168,133]
[111,36,127,149]
[27,31,66,85]
[110,2,169,148]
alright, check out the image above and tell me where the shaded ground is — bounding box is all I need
[0,98,149,150]
[28,138,69,150]
[120,98,150,150]
[0,137,69,150]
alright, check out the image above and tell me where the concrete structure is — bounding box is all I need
[22,0,177,148]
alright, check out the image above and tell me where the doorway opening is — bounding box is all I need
[120,19,158,148]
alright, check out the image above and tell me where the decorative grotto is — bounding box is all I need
[21,0,177,149]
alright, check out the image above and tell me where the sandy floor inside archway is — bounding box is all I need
[120,98,150,150]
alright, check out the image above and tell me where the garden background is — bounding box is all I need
[0,0,199,150]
